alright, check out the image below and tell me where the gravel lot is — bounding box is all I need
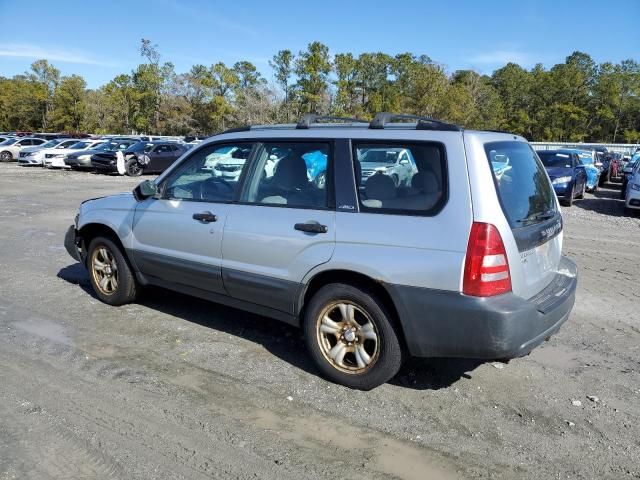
[0,163,639,479]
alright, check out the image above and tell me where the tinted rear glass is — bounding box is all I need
[485,141,557,227]
[537,152,573,168]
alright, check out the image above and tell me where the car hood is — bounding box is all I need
[360,162,394,171]
[46,147,88,155]
[79,192,136,218]
[217,157,245,166]
[20,145,48,153]
[545,166,573,178]
[69,149,104,158]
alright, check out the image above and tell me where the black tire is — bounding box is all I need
[0,151,13,162]
[125,157,143,177]
[561,185,574,207]
[86,236,138,306]
[303,283,403,390]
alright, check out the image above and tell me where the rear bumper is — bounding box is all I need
[388,256,578,359]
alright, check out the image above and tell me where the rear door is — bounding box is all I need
[473,138,562,299]
[131,142,254,295]
[221,141,336,315]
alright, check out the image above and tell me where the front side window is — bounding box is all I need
[486,141,557,227]
[242,142,330,209]
[163,143,253,203]
[355,142,445,214]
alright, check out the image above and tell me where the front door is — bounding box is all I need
[221,141,336,314]
[131,141,255,294]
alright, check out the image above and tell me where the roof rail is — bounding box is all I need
[222,126,251,134]
[296,114,367,129]
[369,112,460,131]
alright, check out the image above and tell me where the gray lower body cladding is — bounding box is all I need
[66,225,577,360]
[387,256,577,359]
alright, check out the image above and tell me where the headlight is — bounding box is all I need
[78,155,90,160]
[552,176,572,185]
[631,183,640,191]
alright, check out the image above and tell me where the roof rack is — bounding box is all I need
[369,112,460,132]
[296,114,367,129]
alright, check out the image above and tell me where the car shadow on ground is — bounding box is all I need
[574,184,629,216]
[57,262,484,391]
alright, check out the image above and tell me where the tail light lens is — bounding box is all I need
[463,222,511,297]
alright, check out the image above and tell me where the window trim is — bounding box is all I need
[159,141,257,204]
[351,139,449,217]
[236,139,335,212]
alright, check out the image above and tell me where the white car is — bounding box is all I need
[19,138,81,165]
[0,137,47,162]
[43,140,104,168]
[624,159,640,215]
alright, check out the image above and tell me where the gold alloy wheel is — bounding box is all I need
[316,301,380,374]
[90,246,119,295]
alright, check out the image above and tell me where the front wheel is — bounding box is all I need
[303,283,403,390]
[87,236,138,306]
[125,158,143,177]
[561,185,574,207]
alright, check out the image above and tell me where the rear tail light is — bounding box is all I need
[463,222,512,297]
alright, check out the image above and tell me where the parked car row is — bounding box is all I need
[0,132,201,177]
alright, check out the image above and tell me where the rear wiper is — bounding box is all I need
[517,210,556,224]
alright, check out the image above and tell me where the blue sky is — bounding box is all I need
[0,0,638,88]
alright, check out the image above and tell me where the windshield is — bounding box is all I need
[41,139,62,148]
[486,141,557,227]
[359,149,400,164]
[68,141,90,149]
[537,152,573,168]
[124,142,151,153]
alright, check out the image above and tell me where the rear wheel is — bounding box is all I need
[0,151,13,162]
[125,158,143,177]
[303,283,403,390]
[87,236,138,306]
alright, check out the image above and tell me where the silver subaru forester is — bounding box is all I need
[65,113,577,390]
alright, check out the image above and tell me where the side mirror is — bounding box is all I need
[133,180,158,201]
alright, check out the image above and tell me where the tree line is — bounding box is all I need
[0,39,638,143]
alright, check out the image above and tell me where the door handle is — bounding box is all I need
[192,211,217,223]
[294,222,328,234]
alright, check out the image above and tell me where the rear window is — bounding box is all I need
[354,142,446,215]
[537,152,573,168]
[485,141,557,227]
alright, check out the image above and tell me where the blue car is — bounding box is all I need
[536,149,588,206]
[562,149,600,192]
[302,150,328,188]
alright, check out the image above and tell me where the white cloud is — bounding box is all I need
[469,50,538,67]
[0,43,115,66]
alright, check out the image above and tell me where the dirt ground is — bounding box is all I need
[0,163,638,480]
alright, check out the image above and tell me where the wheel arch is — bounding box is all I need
[78,223,132,268]
[298,269,408,351]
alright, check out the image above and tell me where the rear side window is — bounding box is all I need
[354,142,446,215]
[485,141,557,227]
